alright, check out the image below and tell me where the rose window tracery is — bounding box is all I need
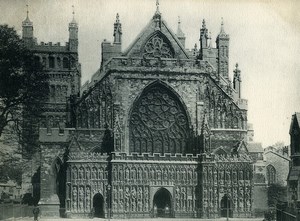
[129,84,190,154]
[143,33,174,58]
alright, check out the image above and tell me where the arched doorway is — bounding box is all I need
[220,194,233,218]
[93,193,104,218]
[153,188,172,217]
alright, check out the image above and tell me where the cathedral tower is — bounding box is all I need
[69,6,78,52]
[216,19,230,79]
[22,5,34,46]
[199,19,208,59]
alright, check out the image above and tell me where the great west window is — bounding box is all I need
[129,83,190,155]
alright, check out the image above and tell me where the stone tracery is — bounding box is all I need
[129,84,190,154]
[143,33,174,58]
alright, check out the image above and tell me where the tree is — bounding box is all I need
[267,183,287,207]
[0,25,49,149]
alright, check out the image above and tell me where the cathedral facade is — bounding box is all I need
[22,4,253,219]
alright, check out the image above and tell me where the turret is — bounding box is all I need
[216,18,229,79]
[69,6,78,52]
[22,5,34,46]
[290,113,300,166]
[199,19,208,52]
[113,13,122,45]
[176,17,186,48]
[101,13,122,65]
[233,63,241,98]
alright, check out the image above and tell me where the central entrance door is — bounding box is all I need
[220,194,233,218]
[153,188,172,217]
[93,193,104,218]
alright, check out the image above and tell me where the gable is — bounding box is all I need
[238,141,249,154]
[68,135,82,151]
[123,15,189,59]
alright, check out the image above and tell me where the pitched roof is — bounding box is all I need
[247,142,263,153]
[289,112,300,134]
[123,12,189,59]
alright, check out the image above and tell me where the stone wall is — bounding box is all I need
[264,151,290,186]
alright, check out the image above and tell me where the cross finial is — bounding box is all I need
[221,17,224,32]
[26,4,29,17]
[156,0,160,12]
[72,5,75,17]
[202,19,206,29]
[116,13,120,23]
[178,16,181,24]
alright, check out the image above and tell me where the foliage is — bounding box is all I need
[0,162,22,185]
[0,24,49,156]
[264,207,276,221]
[267,183,287,207]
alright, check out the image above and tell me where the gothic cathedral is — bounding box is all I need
[22,4,253,219]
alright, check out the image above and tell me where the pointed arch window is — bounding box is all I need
[143,32,175,58]
[129,83,190,154]
[267,164,276,184]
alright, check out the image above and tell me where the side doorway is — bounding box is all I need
[93,193,105,218]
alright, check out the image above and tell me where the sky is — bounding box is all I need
[0,0,299,148]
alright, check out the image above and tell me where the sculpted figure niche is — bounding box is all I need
[129,83,190,155]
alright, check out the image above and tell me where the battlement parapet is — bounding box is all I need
[201,153,253,163]
[111,152,201,163]
[104,57,217,76]
[32,41,70,52]
[39,128,74,142]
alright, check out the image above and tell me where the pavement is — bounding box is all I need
[4,218,264,221]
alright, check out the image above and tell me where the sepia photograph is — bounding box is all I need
[0,0,299,220]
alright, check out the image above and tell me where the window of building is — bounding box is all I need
[267,164,276,184]
[49,56,55,68]
[129,83,190,155]
[63,57,69,69]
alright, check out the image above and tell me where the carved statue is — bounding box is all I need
[72,186,77,211]
[79,167,84,179]
[125,167,130,179]
[86,186,90,211]
[164,168,168,180]
[151,168,155,180]
[138,186,142,199]
[144,187,149,199]
[138,168,143,180]
[72,167,78,179]
[86,167,90,180]
[99,168,104,180]
[79,186,84,211]
[92,167,97,179]
[131,168,137,180]
[138,199,142,211]
[157,169,161,181]
[239,170,243,180]
[145,199,149,211]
